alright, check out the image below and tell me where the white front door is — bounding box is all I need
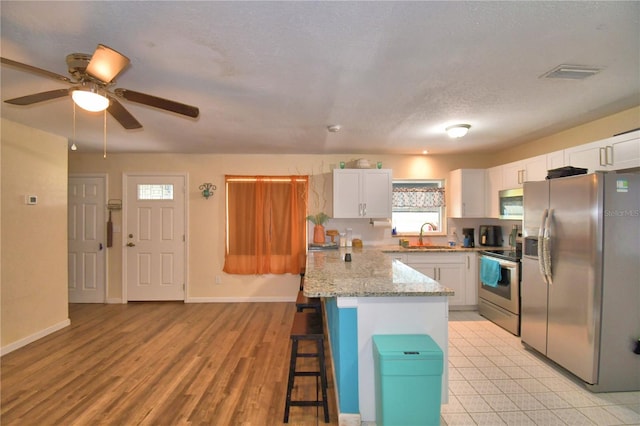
[68,175,106,303]
[124,174,186,301]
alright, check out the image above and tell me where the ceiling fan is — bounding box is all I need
[1,44,199,129]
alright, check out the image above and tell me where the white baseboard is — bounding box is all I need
[107,297,296,304]
[186,296,296,303]
[1,318,71,357]
[339,413,362,426]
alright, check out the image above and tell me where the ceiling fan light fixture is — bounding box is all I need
[446,124,471,138]
[72,85,109,112]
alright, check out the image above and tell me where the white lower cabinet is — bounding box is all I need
[405,252,477,308]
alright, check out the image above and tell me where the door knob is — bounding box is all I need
[126,242,136,247]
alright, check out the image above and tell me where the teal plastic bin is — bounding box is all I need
[373,334,443,426]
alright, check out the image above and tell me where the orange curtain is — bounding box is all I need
[223,175,308,274]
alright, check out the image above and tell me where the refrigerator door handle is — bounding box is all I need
[543,209,554,284]
[538,209,549,284]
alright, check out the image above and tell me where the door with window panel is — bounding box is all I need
[124,174,186,301]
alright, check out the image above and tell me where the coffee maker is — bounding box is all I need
[479,225,503,246]
[462,228,475,247]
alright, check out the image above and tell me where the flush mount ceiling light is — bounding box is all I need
[327,124,341,133]
[542,64,603,80]
[446,124,471,138]
[71,84,110,112]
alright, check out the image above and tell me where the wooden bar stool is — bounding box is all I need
[296,270,321,313]
[283,311,330,423]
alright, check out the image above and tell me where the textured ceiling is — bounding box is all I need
[1,1,639,155]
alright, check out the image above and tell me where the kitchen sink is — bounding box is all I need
[404,245,454,250]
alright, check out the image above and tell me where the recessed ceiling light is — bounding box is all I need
[542,64,603,80]
[327,124,341,132]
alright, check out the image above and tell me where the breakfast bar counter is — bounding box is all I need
[304,247,453,424]
[303,247,454,297]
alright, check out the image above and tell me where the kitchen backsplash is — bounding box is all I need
[314,217,521,248]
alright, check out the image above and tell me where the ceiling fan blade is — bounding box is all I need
[114,88,199,118]
[1,57,72,83]
[107,97,142,129]
[86,44,130,83]
[4,88,70,105]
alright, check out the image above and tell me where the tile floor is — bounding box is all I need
[442,311,640,425]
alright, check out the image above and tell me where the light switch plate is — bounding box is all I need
[25,195,37,205]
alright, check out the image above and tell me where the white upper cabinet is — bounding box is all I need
[448,169,486,218]
[333,169,392,218]
[485,165,503,218]
[502,154,548,188]
[565,130,640,172]
[546,150,566,171]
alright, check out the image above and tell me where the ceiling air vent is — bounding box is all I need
[541,65,603,80]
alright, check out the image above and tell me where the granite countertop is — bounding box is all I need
[303,247,454,298]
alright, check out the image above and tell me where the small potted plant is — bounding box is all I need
[306,212,330,244]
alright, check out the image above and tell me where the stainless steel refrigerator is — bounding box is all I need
[521,172,640,392]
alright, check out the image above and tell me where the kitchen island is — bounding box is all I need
[304,247,453,424]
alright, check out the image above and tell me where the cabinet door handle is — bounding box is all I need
[466,255,470,269]
[599,147,607,166]
[362,203,367,216]
[462,202,466,216]
[606,145,613,165]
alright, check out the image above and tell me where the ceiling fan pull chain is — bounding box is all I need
[103,109,107,159]
[72,102,76,146]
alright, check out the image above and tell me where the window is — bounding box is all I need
[391,180,445,235]
[137,184,174,200]
[223,175,308,275]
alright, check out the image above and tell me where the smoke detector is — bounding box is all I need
[327,124,341,133]
[541,64,603,80]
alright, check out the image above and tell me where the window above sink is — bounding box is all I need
[392,180,445,236]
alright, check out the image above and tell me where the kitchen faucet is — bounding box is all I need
[418,222,437,245]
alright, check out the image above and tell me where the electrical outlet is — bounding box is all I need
[215,276,222,285]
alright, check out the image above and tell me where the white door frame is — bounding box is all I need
[68,173,108,303]
[121,172,189,303]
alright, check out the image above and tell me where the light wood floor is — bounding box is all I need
[1,302,338,425]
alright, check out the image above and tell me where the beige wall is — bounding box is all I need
[1,105,634,348]
[490,106,640,165]
[67,105,637,302]
[68,151,492,302]
[1,119,69,352]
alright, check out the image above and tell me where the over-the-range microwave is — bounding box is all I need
[499,188,524,220]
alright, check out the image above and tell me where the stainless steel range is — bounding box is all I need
[478,248,521,336]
